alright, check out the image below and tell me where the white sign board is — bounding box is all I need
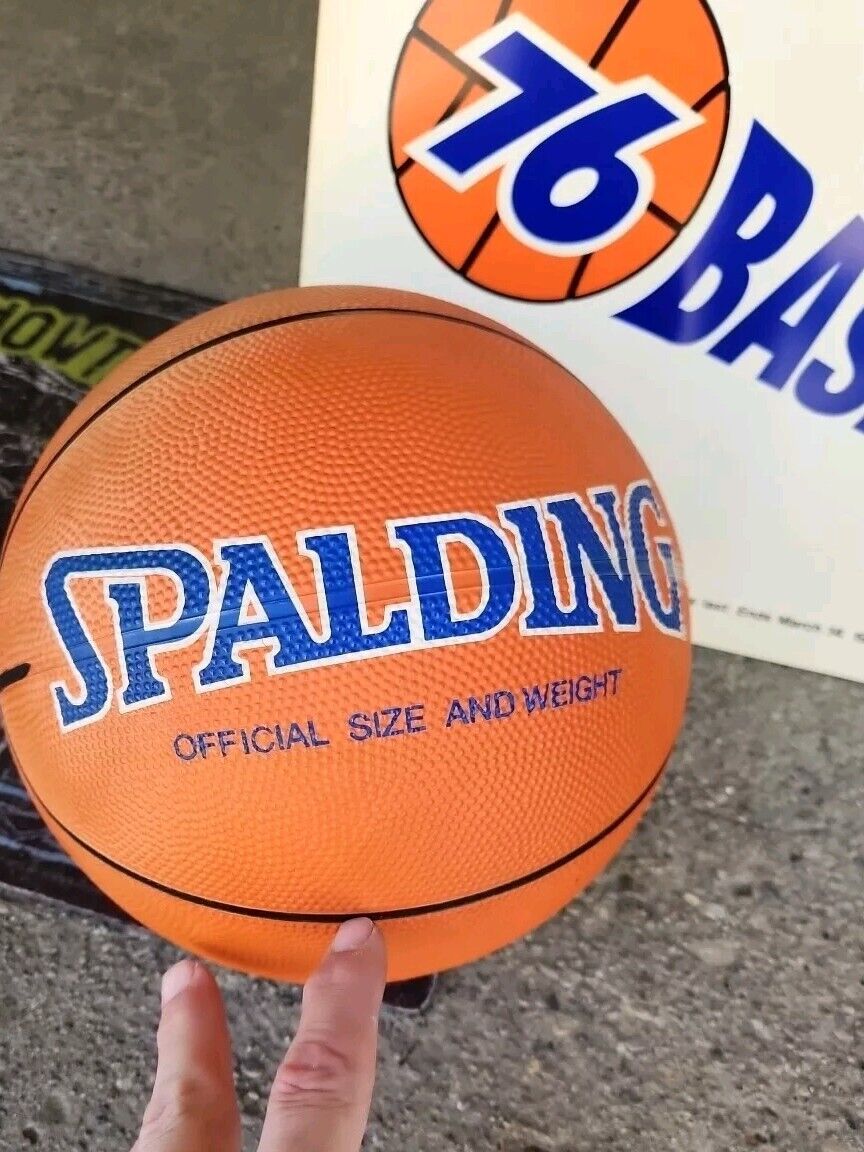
[301,0,864,683]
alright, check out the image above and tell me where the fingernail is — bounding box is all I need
[161,958,196,1005]
[332,917,375,953]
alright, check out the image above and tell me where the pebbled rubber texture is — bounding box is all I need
[0,285,691,982]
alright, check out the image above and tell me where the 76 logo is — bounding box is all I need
[405,15,703,257]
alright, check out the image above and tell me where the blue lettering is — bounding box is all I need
[445,698,470,727]
[461,691,517,722]
[196,732,216,758]
[575,676,594,702]
[405,703,426,734]
[468,694,492,722]
[628,485,684,635]
[521,683,549,713]
[43,546,211,729]
[508,92,681,249]
[503,490,636,632]
[425,28,596,177]
[550,679,569,708]
[250,725,274,754]
[307,719,330,747]
[284,722,308,749]
[198,541,311,687]
[415,18,694,252]
[173,733,197,761]
[548,491,638,628]
[348,712,374,742]
[493,690,516,718]
[217,729,235,756]
[374,708,398,738]
[301,530,412,657]
[711,217,864,387]
[796,300,864,426]
[348,706,421,741]
[392,516,517,643]
[198,535,411,689]
[619,122,814,342]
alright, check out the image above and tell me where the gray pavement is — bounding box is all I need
[0,3,861,1150]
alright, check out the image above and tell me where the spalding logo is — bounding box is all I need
[43,481,686,733]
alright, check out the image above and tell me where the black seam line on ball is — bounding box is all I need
[0,305,553,566]
[0,663,30,691]
[12,749,669,922]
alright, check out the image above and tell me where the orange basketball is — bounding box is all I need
[0,286,690,982]
[390,0,730,301]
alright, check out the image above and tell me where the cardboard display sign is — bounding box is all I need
[301,0,864,683]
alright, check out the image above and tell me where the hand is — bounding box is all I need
[132,918,386,1152]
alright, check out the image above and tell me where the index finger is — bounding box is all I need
[257,918,386,1152]
[133,959,240,1152]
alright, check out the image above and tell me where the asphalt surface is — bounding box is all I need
[0,3,861,1150]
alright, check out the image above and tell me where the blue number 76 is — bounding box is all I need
[406,15,702,255]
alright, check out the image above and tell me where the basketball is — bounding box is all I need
[0,285,691,982]
[390,0,730,301]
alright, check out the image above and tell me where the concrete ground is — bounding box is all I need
[0,3,861,1150]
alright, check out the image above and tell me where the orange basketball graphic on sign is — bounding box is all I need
[390,0,730,302]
